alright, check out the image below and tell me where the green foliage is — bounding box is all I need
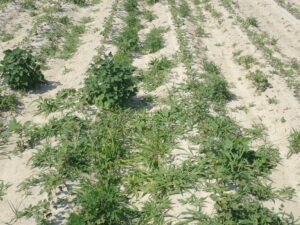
[247,70,269,91]
[190,72,232,107]
[0,92,19,112]
[288,129,300,157]
[67,178,138,225]
[66,0,87,6]
[236,54,257,69]
[20,0,37,10]
[114,27,139,54]
[0,180,10,200]
[145,0,159,5]
[59,24,85,59]
[124,0,138,12]
[143,10,156,21]
[178,1,190,17]
[195,26,207,37]
[141,56,172,91]
[0,0,11,5]
[0,32,14,42]
[143,27,165,53]
[243,17,259,28]
[0,48,46,91]
[137,196,170,224]
[84,53,137,108]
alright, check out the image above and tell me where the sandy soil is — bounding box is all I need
[236,0,300,60]
[284,0,300,10]
[0,4,34,52]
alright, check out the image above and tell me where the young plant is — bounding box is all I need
[84,53,137,108]
[0,92,19,112]
[67,0,87,6]
[141,56,172,91]
[143,27,165,53]
[0,32,14,42]
[236,54,257,69]
[0,180,10,200]
[288,129,300,157]
[67,178,138,225]
[0,48,46,91]
[145,0,159,5]
[243,17,259,28]
[178,1,190,18]
[247,70,269,91]
[195,26,207,37]
[143,10,156,21]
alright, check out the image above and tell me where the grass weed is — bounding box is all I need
[0,92,19,112]
[143,10,156,21]
[243,17,259,28]
[143,27,166,53]
[0,32,14,42]
[247,70,270,91]
[141,56,172,91]
[178,1,190,18]
[288,129,300,157]
[0,180,10,200]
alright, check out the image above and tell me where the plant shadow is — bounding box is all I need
[31,81,61,95]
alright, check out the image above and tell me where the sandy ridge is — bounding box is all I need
[236,0,300,60]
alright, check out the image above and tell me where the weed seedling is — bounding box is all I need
[195,26,207,37]
[0,32,14,42]
[141,56,172,91]
[0,180,10,200]
[143,10,156,21]
[236,55,257,69]
[247,70,269,91]
[178,1,190,18]
[243,17,258,28]
[143,27,166,53]
[0,92,19,112]
[288,129,300,157]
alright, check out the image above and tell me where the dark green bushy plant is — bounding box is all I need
[0,48,46,91]
[84,53,137,108]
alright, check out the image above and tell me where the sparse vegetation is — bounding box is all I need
[0,92,19,112]
[178,1,190,17]
[141,56,172,91]
[0,32,14,42]
[243,17,259,28]
[143,27,166,53]
[247,70,270,91]
[235,52,258,69]
[288,129,300,157]
[0,180,10,201]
